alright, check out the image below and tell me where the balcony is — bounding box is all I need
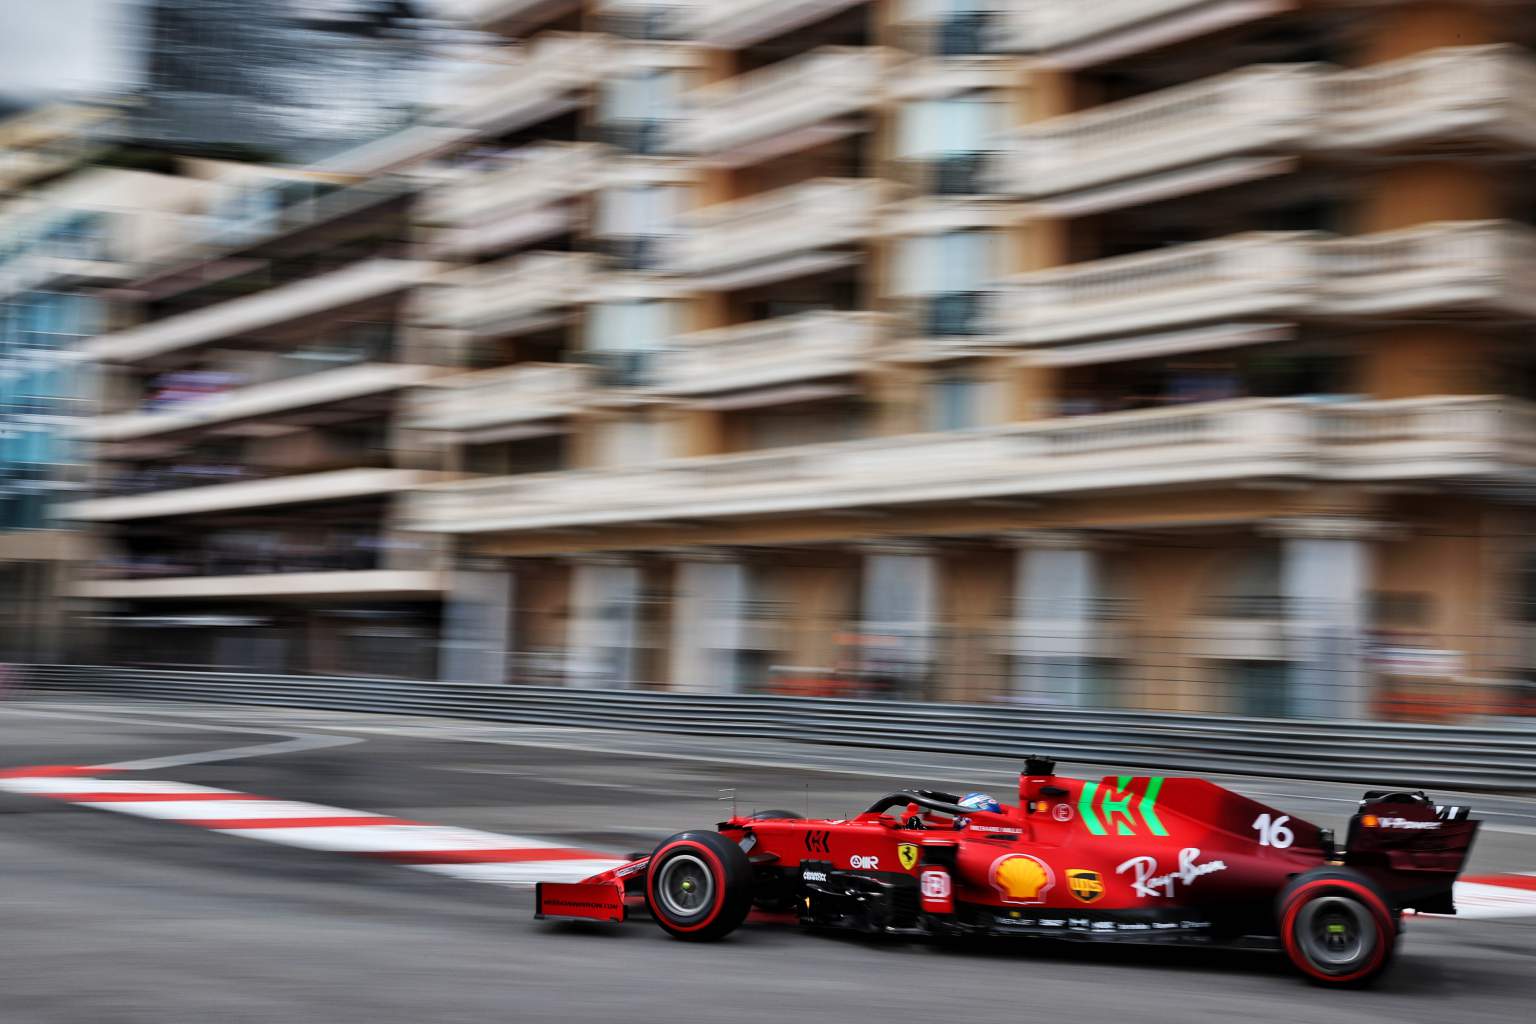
[403,397,1536,535]
[76,363,439,443]
[1318,220,1536,319]
[665,178,883,280]
[434,0,579,31]
[424,144,605,227]
[60,468,438,523]
[683,0,867,49]
[681,47,888,161]
[85,259,432,364]
[73,570,450,602]
[438,33,611,134]
[998,222,1536,343]
[896,10,1005,57]
[405,362,596,433]
[652,311,886,395]
[1001,64,1321,197]
[417,251,596,335]
[1328,45,1536,153]
[1017,0,1283,58]
[593,1,694,40]
[999,232,1319,344]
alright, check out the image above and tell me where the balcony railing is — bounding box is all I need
[85,259,432,364]
[74,569,450,601]
[999,221,1536,340]
[423,143,606,226]
[665,178,884,275]
[404,397,1536,535]
[405,362,596,432]
[1001,64,1322,196]
[417,251,596,333]
[683,0,865,49]
[1000,232,1320,344]
[438,33,611,132]
[434,0,578,29]
[77,363,439,443]
[593,1,695,40]
[61,468,438,523]
[681,47,887,156]
[1318,220,1536,318]
[652,311,887,395]
[1021,0,1260,51]
[1328,44,1536,151]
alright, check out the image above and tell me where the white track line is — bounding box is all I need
[0,770,623,886]
[96,734,360,770]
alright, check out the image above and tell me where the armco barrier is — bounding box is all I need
[17,665,1536,793]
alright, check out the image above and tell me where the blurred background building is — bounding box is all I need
[5,0,1536,720]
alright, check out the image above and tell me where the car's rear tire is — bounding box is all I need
[1278,868,1398,986]
[645,831,754,941]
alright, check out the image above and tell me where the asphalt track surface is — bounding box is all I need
[2,696,1534,1024]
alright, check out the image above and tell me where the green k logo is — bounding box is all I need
[1078,777,1168,837]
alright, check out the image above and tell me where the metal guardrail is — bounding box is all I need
[16,665,1536,793]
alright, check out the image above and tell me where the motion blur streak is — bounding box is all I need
[0,0,1530,730]
[3,0,1536,1018]
[2,699,1536,1022]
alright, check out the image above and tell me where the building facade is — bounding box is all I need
[0,105,206,662]
[63,0,1536,719]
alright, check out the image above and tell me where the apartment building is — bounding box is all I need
[376,0,1536,720]
[59,141,464,676]
[0,105,208,662]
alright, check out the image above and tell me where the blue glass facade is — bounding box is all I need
[0,288,99,530]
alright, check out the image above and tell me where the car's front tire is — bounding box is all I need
[645,831,754,941]
[1277,868,1398,986]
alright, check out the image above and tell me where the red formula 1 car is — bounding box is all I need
[535,757,1479,986]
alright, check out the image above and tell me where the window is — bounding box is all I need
[899,94,999,194]
[897,94,998,160]
[594,414,672,467]
[897,231,995,296]
[897,231,995,336]
[598,71,679,153]
[586,300,675,387]
[929,368,981,431]
[595,186,681,268]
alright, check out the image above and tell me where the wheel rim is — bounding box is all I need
[1295,895,1377,974]
[655,853,715,921]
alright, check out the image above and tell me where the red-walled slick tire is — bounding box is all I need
[645,831,754,941]
[1277,868,1398,987]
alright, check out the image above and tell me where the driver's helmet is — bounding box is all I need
[958,792,1001,814]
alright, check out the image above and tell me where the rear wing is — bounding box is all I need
[1345,790,1479,914]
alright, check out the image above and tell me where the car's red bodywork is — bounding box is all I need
[535,758,1477,982]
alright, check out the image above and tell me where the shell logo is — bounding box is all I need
[990,854,1055,905]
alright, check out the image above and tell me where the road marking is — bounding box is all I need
[0,704,365,768]
[0,765,623,887]
[95,734,361,771]
[1435,877,1536,920]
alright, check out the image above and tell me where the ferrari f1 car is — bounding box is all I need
[535,757,1478,986]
